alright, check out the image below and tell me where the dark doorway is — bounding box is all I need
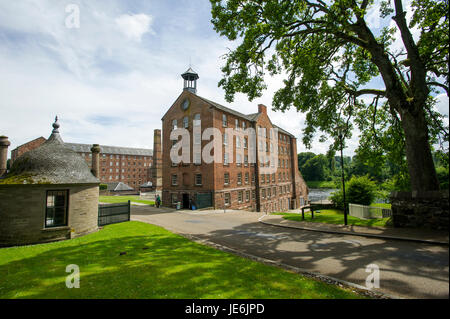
[182,194,190,209]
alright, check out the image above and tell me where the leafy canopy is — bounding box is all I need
[210,0,449,182]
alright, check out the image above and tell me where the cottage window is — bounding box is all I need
[45,190,69,228]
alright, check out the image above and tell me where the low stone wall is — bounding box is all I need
[390,190,449,230]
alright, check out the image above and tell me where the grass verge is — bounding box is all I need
[274,209,392,228]
[99,195,154,205]
[0,221,363,299]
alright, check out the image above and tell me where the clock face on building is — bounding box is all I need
[181,99,190,111]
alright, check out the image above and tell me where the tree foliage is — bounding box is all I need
[210,0,449,192]
[330,175,377,208]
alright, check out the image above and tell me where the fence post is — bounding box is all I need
[128,200,131,221]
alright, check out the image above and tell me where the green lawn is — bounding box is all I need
[99,195,154,206]
[0,221,362,299]
[305,180,337,188]
[275,209,392,228]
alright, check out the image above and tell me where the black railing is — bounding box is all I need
[98,200,130,226]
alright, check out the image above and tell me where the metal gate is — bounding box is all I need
[195,193,212,209]
[98,201,130,226]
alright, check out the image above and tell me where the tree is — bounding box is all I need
[330,175,377,208]
[301,154,328,180]
[298,152,316,169]
[210,0,449,192]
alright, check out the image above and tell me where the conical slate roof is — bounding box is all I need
[2,117,99,185]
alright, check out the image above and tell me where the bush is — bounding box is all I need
[330,175,377,209]
[99,183,108,190]
[436,166,449,190]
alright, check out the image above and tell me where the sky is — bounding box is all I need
[0,0,448,160]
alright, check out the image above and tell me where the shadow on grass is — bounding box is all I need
[0,222,359,299]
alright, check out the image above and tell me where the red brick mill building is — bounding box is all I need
[161,68,308,212]
[9,130,163,191]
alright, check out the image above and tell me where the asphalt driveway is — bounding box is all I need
[131,206,449,299]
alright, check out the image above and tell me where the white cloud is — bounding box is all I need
[115,13,153,42]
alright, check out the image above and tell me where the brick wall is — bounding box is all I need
[161,91,309,212]
[10,137,46,163]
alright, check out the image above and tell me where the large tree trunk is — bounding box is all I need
[400,104,440,192]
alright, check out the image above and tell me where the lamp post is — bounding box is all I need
[337,128,348,226]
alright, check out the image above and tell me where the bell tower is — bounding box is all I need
[181,67,199,94]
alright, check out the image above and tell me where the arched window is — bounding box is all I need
[172,119,177,130]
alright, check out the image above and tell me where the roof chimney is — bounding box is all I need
[0,135,10,176]
[258,104,267,114]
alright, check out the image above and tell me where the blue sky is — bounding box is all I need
[0,0,448,159]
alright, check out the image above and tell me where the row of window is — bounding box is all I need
[170,172,291,187]
[102,168,147,173]
[222,185,292,206]
[82,153,151,160]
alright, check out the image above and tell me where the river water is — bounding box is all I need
[308,188,336,202]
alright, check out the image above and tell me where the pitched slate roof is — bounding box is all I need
[195,94,295,138]
[65,143,153,157]
[106,182,134,191]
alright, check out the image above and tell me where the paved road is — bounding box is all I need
[131,206,449,299]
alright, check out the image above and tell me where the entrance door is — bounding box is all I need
[182,194,190,209]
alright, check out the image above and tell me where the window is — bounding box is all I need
[235,118,239,128]
[236,154,242,166]
[223,114,227,127]
[245,172,249,184]
[172,119,177,130]
[223,132,228,145]
[244,155,248,166]
[272,173,275,182]
[262,189,266,198]
[268,188,271,198]
[236,136,241,148]
[224,193,231,206]
[195,174,202,186]
[172,174,178,186]
[273,187,277,196]
[261,174,265,183]
[194,113,201,123]
[194,152,201,165]
[238,191,243,203]
[224,153,229,165]
[237,172,242,185]
[246,190,250,202]
[171,194,178,205]
[45,190,68,228]
[252,173,255,184]
[252,190,256,199]
[242,122,246,130]
[224,173,230,185]
[244,137,248,149]
[183,116,189,128]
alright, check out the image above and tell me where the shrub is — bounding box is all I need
[330,175,377,209]
[436,166,449,190]
[99,183,108,190]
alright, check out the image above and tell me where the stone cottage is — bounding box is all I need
[0,117,100,247]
